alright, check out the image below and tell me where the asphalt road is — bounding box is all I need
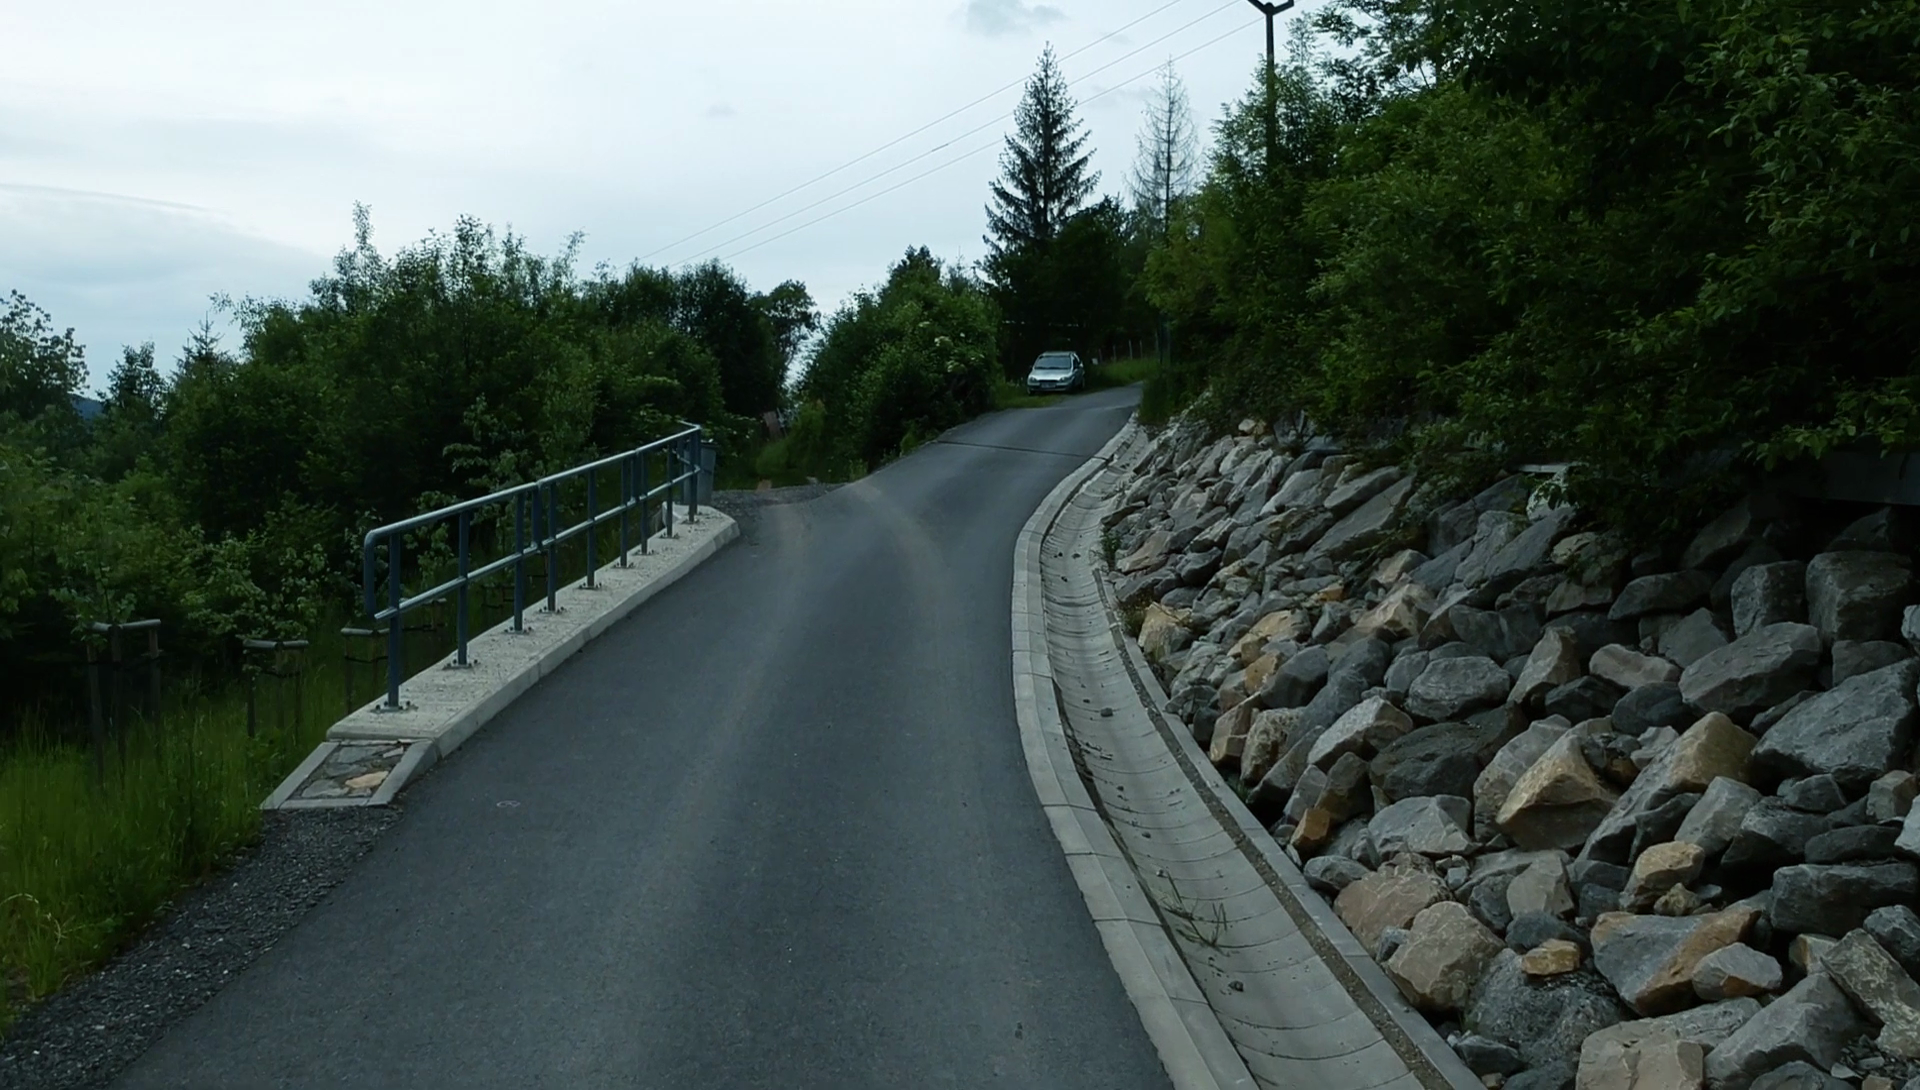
[118,386,1171,1090]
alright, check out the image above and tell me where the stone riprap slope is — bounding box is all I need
[1104,417,1920,1090]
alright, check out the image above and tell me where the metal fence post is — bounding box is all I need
[639,453,651,555]
[456,510,471,666]
[87,642,106,783]
[586,467,599,587]
[544,481,559,612]
[619,457,632,567]
[385,536,403,710]
[513,492,528,633]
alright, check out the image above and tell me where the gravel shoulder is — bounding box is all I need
[0,808,400,1090]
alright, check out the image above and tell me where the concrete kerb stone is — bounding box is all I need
[1031,419,1482,1090]
[1013,420,1257,1090]
[261,507,738,811]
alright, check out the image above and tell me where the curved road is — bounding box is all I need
[119,387,1171,1089]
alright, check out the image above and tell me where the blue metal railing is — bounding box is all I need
[362,423,707,710]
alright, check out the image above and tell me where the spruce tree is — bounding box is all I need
[985,46,1098,260]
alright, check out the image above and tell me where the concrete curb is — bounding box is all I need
[1104,573,1483,1090]
[262,508,738,810]
[1012,421,1258,1090]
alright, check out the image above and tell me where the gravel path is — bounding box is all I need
[0,808,400,1090]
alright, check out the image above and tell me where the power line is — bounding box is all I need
[636,0,1204,265]
[712,19,1259,265]
[666,0,1245,269]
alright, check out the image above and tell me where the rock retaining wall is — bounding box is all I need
[1103,415,1920,1090]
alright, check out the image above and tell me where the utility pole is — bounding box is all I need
[1245,0,1294,172]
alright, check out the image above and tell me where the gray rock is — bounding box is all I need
[1304,855,1371,895]
[1323,465,1402,516]
[1806,824,1904,863]
[1543,676,1625,724]
[1832,639,1913,686]
[1591,909,1757,1015]
[1306,476,1417,562]
[1476,505,1581,595]
[1906,605,1920,652]
[1659,608,1732,670]
[1751,690,1816,737]
[1258,644,1331,709]
[1370,795,1475,856]
[1807,551,1914,643]
[1455,1033,1525,1076]
[1713,539,1788,612]
[1831,506,1920,552]
[1629,792,1703,860]
[1455,511,1533,590]
[1473,875,1517,934]
[1504,1065,1575,1090]
[1771,862,1920,936]
[1611,570,1715,622]
[1679,622,1824,720]
[1247,641,1393,814]
[1703,972,1867,1089]
[1675,777,1764,859]
[1465,950,1628,1074]
[1383,649,1429,701]
[1476,721,1572,841]
[1823,929,1920,1060]
[1507,855,1575,918]
[1782,774,1851,814]
[1732,560,1809,638]
[1871,771,1920,824]
[1693,943,1783,1001]
[1611,682,1692,736]
[1867,905,1920,979]
[1684,499,1769,572]
[1411,542,1469,592]
[1753,660,1920,792]
[1407,655,1514,722]
[1749,1062,1851,1090]
[1453,604,1547,663]
[1723,799,1832,871]
[1371,720,1499,803]
[1176,548,1223,586]
[1506,911,1583,953]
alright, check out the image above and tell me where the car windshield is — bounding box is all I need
[1034,355,1074,373]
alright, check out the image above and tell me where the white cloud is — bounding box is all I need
[963,0,1067,38]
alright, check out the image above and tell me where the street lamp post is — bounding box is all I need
[1245,0,1295,171]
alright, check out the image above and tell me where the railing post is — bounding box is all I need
[687,433,701,523]
[619,457,631,567]
[586,467,598,587]
[665,447,676,540]
[456,510,471,666]
[385,536,403,710]
[544,481,559,613]
[513,492,528,633]
[639,452,651,554]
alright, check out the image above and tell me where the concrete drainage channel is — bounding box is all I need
[1014,421,1480,1090]
[262,505,739,810]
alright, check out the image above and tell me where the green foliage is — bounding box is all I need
[1145,0,1920,533]
[798,249,999,472]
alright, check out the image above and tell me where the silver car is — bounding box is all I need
[1025,351,1086,394]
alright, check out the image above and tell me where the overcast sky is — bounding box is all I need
[2,0,1291,391]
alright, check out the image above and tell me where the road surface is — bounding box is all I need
[119,386,1170,1090]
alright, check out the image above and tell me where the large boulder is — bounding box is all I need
[1612,571,1715,622]
[1139,603,1194,664]
[1806,550,1914,643]
[1408,655,1515,721]
[1751,660,1920,792]
[1454,604,1549,662]
[1677,622,1823,720]
[1730,561,1808,639]
[1703,973,1868,1089]
[1867,905,1920,979]
[1117,529,1172,574]
[1323,465,1403,516]
[1500,732,1621,851]
[1466,950,1629,1076]
[1831,639,1912,686]
[1576,1026,1706,1090]
[1307,695,1415,769]
[1371,719,1500,802]
[1240,708,1301,786]
[1306,475,1417,562]
[1591,907,1757,1015]
[1334,867,1450,953]
[1508,855,1577,919]
[1673,777,1763,860]
[1591,645,1683,691]
[1691,943,1782,1001]
[1721,799,1832,871]
[1385,901,1506,1014]
[1769,861,1920,937]
[1515,627,1587,710]
[1621,841,1708,912]
[1612,683,1694,735]
[1348,582,1434,644]
[1821,929,1920,1059]
[1370,795,1475,857]
[1257,644,1329,708]
[1478,720,1573,841]
[1660,610,1732,671]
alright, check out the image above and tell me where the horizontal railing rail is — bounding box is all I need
[362,423,707,710]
